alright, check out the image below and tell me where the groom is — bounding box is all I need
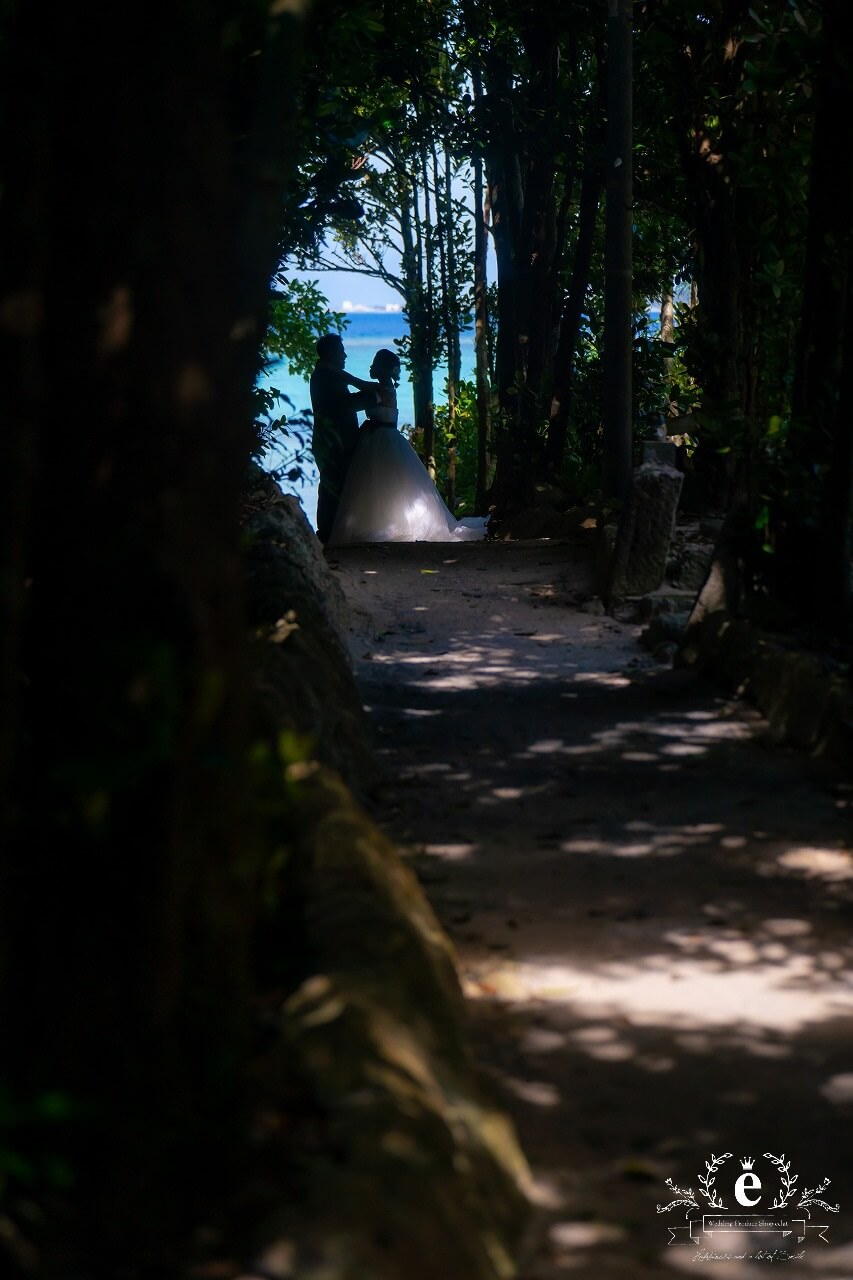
[309,333,379,544]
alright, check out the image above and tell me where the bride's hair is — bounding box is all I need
[372,348,401,384]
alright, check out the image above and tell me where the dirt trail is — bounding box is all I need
[328,537,853,1280]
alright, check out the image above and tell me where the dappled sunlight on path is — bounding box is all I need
[330,540,853,1280]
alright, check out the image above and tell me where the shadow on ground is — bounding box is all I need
[330,539,853,1280]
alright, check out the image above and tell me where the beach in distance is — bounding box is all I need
[258,309,475,530]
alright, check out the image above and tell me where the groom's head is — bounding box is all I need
[316,333,346,369]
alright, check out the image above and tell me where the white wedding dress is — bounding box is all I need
[326,401,490,548]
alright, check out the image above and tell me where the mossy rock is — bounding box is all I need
[244,764,535,1280]
[242,467,379,797]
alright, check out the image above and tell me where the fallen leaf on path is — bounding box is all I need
[462,967,525,999]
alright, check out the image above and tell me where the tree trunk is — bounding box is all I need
[668,0,752,510]
[436,144,459,508]
[401,169,436,468]
[546,105,605,473]
[0,1,308,1265]
[514,18,561,473]
[484,9,565,519]
[602,0,634,501]
[787,0,853,635]
[484,127,522,514]
[660,288,676,417]
[420,146,437,475]
[473,137,493,512]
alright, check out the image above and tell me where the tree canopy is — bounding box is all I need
[264,0,849,633]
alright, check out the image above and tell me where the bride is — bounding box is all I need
[326,348,491,548]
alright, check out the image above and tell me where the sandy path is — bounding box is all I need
[328,537,853,1280]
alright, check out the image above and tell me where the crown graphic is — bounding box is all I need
[740,1156,755,1170]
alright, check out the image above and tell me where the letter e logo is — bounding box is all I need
[735,1172,762,1207]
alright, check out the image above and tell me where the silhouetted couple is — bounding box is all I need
[309,332,488,548]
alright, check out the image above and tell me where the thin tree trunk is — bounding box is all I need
[660,289,675,417]
[660,291,674,342]
[602,0,634,501]
[421,145,437,476]
[515,17,561,474]
[435,144,458,508]
[446,149,462,508]
[445,153,463,396]
[484,44,536,518]
[402,168,435,466]
[546,127,605,472]
[473,127,492,511]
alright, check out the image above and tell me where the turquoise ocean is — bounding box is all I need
[258,310,476,530]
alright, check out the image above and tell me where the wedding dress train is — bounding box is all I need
[326,422,490,547]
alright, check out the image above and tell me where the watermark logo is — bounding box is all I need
[658,1152,839,1263]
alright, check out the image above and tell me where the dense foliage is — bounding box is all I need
[268,0,850,632]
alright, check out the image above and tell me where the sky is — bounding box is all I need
[284,171,494,314]
[310,268,403,314]
[287,247,500,313]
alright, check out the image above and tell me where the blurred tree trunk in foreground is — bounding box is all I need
[0,0,308,1268]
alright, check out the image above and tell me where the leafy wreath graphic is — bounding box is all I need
[657,1152,733,1215]
[657,1152,840,1219]
[762,1152,839,1216]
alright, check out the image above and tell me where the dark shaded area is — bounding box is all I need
[0,5,312,1271]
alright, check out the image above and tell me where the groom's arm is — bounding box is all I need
[344,373,381,400]
[322,365,380,407]
[348,386,380,411]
